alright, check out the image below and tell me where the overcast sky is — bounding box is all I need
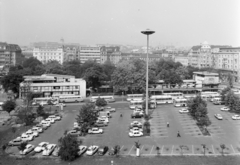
[0,0,240,47]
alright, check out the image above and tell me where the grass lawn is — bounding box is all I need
[1,155,240,165]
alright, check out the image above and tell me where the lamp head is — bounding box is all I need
[141,29,155,35]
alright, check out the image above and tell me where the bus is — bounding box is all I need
[184,95,196,101]
[173,98,188,107]
[163,92,183,99]
[129,100,143,109]
[210,94,221,102]
[150,95,173,104]
[90,96,115,103]
[126,94,144,101]
[32,97,58,106]
[59,95,83,103]
[52,94,77,100]
[201,91,219,97]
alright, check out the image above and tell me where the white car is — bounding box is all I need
[86,145,99,155]
[48,115,61,121]
[25,130,39,137]
[21,134,34,142]
[88,127,103,134]
[78,145,87,155]
[32,127,43,133]
[40,120,51,127]
[97,117,109,123]
[105,106,116,112]
[34,142,49,152]
[221,107,230,111]
[232,115,240,120]
[130,127,143,132]
[73,122,80,128]
[214,114,223,120]
[55,103,66,107]
[179,108,189,113]
[130,121,142,127]
[129,131,143,137]
[45,118,55,124]
[42,144,56,156]
[20,144,35,155]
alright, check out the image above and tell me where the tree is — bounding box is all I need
[63,60,82,78]
[45,60,66,74]
[101,60,116,81]
[187,95,207,120]
[36,105,48,118]
[1,72,24,95]
[220,144,226,156]
[22,57,42,70]
[76,104,98,135]
[95,97,107,107]
[224,91,239,111]
[58,134,80,161]
[156,146,160,156]
[17,107,36,126]
[221,87,231,102]
[113,145,120,157]
[2,100,16,113]
[135,140,141,149]
[18,142,28,152]
[163,70,183,88]
[227,73,234,88]
[175,66,190,79]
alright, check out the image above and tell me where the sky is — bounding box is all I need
[0,0,240,47]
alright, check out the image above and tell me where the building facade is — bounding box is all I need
[33,47,65,64]
[19,74,86,98]
[0,42,24,67]
[100,46,121,65]
[174,55,189,66]
[63,45,79,62]
[78,46,101,63]
[193,71,219,91]
[121,53,162,63]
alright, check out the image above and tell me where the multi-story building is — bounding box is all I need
[63,44,79,62]
[33,47,65,64]
[19,74,86,98]
[78,46,101,63]
[174,55,189,66]
[188,41,231,68]
[100,46,121,65]
[213,47,240,82]
[0,42,24,67]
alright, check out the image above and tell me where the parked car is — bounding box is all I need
[45,118,55,124]
[48,115,61,121]
[34,142,49,152]
[86,145,99,155]
[55,103,66,107]
[95,121,108,127]
[97,117,109,123]
[105,107,116,112]
[130,121,142,128]
[221,107,230,111]
[131,112,143,118]
[232,115,240,120]
[179,108,189,114]
[214,114,223,120]
[52,146,60,157]
[8,137,23,146]
[20,144,35,155]
[95,106,104,111]
[88,127,103,134]
[40,120,51,127]
[67,129,81,136]
[25,130,39,137]
[32,127,43,133]
[78,145,87,156]
[130,127,143,132]
[21,134,34,142]
[42,144,56,156]
[97,146,108,156]
[36,124,48,130]
[129,130,143,137]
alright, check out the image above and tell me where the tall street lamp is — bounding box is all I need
[141,29,155,115]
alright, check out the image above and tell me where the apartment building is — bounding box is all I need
[33,47,65,64]
[100,46,121,65]
[19,74,86,98]
[63,44,79,62]
[78,46,101,63]
[174,55,189,66]
[0,42,24,67]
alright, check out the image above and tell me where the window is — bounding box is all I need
[75,86,79,89]
[53,86,60,89]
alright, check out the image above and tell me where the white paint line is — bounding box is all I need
[149,145,154,155]
[231,145,236,154]
[120,145,124,151]
[192,145,194,154]
[140,145,144,151]
[127,145,134,155]
[171,145,174,155]
[212,145,215,154]
[161,145,164,154]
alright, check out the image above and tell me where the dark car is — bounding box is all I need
[131,112,143,119]
[98,146,108,156]
[95,121,107,127]
[108,147,116,156]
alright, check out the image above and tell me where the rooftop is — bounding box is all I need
[193,71,219,76]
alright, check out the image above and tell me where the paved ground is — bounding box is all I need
[6,100,240,156]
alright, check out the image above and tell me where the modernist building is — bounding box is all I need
[19,74,86,98]
[78,46,101,63]
[100,46,121,65]
[33,47,65,64]
[0,42,24,67]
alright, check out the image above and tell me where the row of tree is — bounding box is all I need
[221,87,240,112]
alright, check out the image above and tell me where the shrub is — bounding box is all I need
[2,100,16,113]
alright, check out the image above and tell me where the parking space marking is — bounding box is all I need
[140,145,144,151]
[212,145,215,154]
[231,145,236,154]
[161,145,164,154]
[127,145,134,155]
[171,145,174,155]
[120,145,124,151]
[149,145,154,154]
[192,145,194,154]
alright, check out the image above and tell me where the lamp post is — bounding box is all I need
[141,29,155,115]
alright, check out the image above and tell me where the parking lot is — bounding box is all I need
[6,100,240,156]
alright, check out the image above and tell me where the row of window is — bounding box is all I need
[35,53,62,55]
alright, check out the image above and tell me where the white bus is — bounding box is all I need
[129,100,143,109]
[59,95,83,103]
[173,98,188,107]
[126,94,144,102]
[32,97,58,106]
[201,91,219,97]
[184,95,196,100]
[150,95,173,104]
[210,94,221,102]
[90,96,115,103]
[163,92,183,99]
